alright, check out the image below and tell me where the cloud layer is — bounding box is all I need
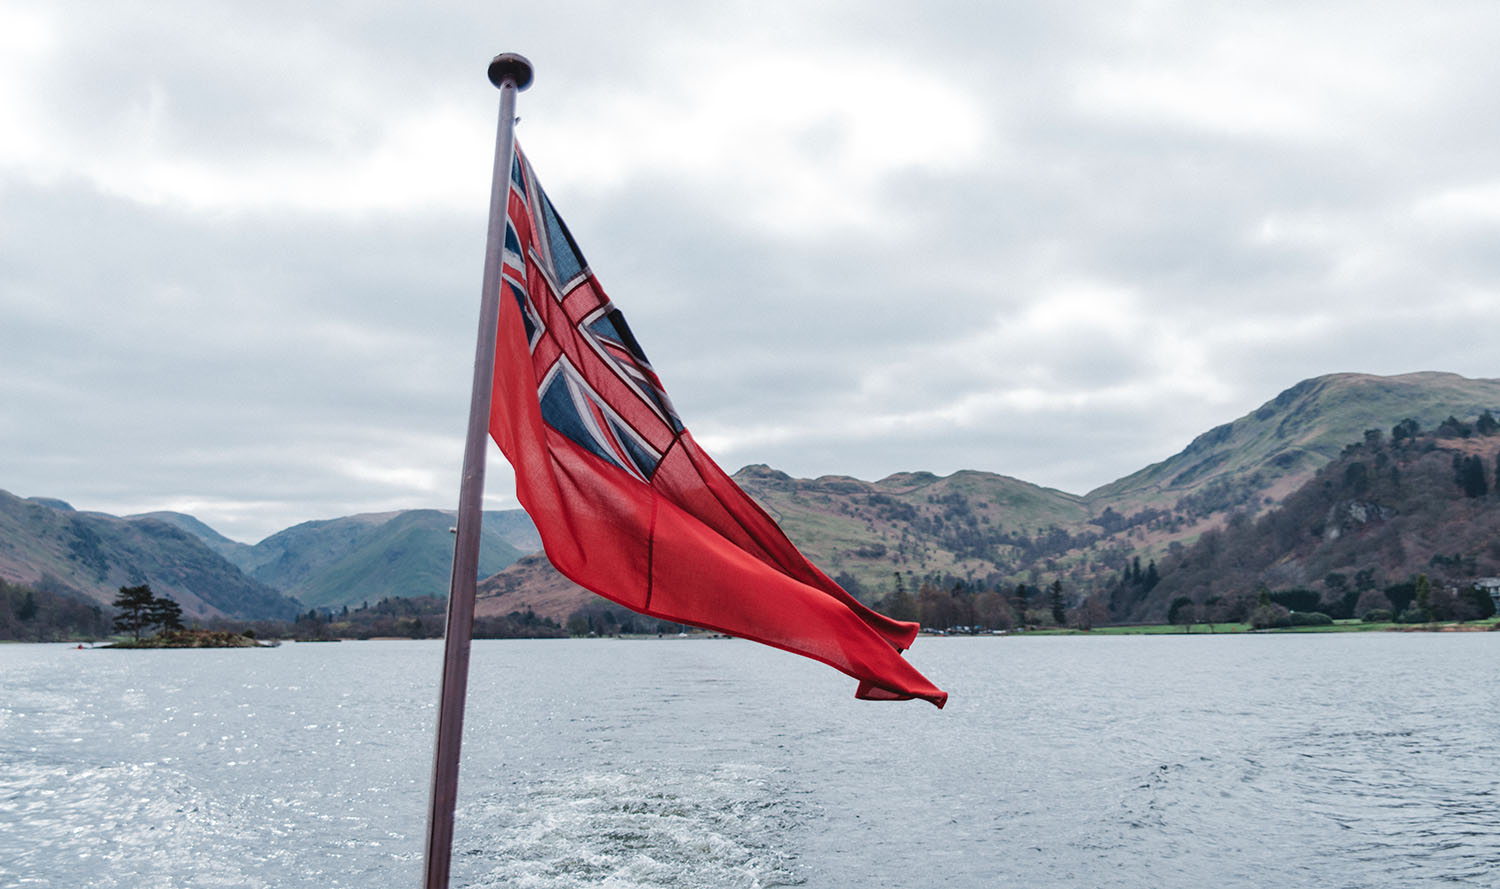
[3,1,1498,541]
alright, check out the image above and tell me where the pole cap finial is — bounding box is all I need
[488,53,534,91]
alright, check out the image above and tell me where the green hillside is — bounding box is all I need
[0,496,537,618]
[249,509,530,609]
[0,492,298,619]
[129,510,254,564]
[1091,372,1500,514]
[730,372,1500,605]
[8,371,1497,628]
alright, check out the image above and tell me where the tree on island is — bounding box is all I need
[147,596,184,632]
[112,585,156,640]
[111,584,184,640]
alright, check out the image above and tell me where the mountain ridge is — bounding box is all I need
[6,371,1497,625]
[0,491,299,620]
[475,371,1500,621]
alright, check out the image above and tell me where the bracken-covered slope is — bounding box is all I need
[475,552,593,622]
[12,371,1496,625]
[721,372,1500,600]
[474,371,1500,622]
[733,466,1089,595]
[0,492,298,619]
[470,467,1094,623]
[1126,428,1500,621]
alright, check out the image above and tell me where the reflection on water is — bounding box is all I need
[2,634,1496,888]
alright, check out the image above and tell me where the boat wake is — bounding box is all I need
[453,763,808,888]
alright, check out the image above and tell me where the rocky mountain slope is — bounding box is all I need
[0,492,298,619]
[1126,425,1500,621]
[7,371,1497,626]
[475,372,1500,622]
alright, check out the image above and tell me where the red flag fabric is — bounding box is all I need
[488,143,946,707]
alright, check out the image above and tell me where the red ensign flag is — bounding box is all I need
[488,143,946,707]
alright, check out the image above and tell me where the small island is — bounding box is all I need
[103,583,275,648]
[106,628,273,648]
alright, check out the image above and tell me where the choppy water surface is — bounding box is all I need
[2,634,1497,888]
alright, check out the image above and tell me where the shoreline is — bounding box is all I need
[998,617,1500,636]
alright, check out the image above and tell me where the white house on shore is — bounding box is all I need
[1477,578,1500,613]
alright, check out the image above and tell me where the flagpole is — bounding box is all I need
[421,51,533,889]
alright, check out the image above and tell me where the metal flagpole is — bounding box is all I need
[421,51,533,889]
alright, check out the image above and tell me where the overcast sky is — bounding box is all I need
[3,1,1498,543]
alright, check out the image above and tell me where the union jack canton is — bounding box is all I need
[501,145,684,485]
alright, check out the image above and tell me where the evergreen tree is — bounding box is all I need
[1478,410,1500,436]
[1413,575,1433,622]
[1438,415,1472,438]
[146,596,184,632]
[17,590,38,624]
[883,574,917,623]
[111,584,156,641]
[1143,561,1160,591]
[1049,580,1066,625]
[1460,455,1489,498]
[1014,583,1032,611]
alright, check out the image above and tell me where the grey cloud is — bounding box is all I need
[4,0,1499,541]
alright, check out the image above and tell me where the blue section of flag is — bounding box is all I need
[539,372,622,471]
[537,364,662,480]
[538,190,587,285]
[585,311,651,363]
[582,309,683,433]
[608,414,661,479]
[505,279,537,345]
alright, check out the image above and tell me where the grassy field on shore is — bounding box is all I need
[1022,617,1500,636]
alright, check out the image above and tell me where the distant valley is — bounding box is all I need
[0,495,538,620]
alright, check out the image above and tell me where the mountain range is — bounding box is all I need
[473,371,1500,621]
[0,494,538,619]
[3,371,1497,624]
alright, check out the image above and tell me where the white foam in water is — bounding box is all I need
[454,765,807,888]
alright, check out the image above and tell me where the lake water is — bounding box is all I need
[2,634,1497,888]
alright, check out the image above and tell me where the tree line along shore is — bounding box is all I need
[4,576,1495,646]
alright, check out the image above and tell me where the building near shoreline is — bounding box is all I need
[1477,578,1500,613]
